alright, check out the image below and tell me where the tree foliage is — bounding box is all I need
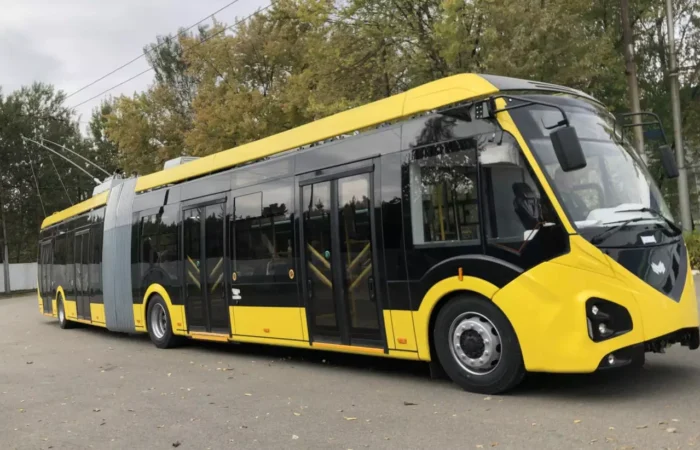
[2,0,700,261]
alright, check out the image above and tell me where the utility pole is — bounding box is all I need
[620,0,646,162]
[0,184,10,294]
[666,0,692,231]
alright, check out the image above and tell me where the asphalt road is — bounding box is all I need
[2,295,700,449]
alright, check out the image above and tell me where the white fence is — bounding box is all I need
[0,263,37,292]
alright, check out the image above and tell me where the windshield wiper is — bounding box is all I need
[590,217,650,245]
[615,207,682,235]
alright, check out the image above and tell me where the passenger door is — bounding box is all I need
[74,230,91,320]
[39,240,53,314]
[299,161,385,347]
[183,202,229,334]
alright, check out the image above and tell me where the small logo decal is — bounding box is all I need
[651,261,666,275]
[231,288,242,301]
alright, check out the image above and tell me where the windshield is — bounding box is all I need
[509,95,673,231]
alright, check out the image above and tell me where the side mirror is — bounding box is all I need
[659,145,679,178]
[549,126,586,172]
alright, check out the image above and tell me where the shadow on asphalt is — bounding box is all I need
[46,319,700,398]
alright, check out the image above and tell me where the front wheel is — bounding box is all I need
[146,295,183,349]
[434,295,525,395]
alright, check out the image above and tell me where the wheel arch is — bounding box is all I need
[414,276,500,361]
[55,285,66,302]
[140,284,186,335]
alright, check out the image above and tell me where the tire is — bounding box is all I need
[146,295,183,349]
[433,295,525,395]
[57,295,74,329]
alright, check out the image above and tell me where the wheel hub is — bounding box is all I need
[449,313,502,375]
[461,330,485,358]
[151,304,168,339]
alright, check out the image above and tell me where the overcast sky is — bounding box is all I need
[0,0,267,129]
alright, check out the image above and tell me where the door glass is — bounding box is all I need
[41,242,52,312]
[337,174,380,339]
[81,233,90,303]
[302,181,338,335]
[184,208,205,329]
[74,237,82,300]
[74,233,89,318]
[204,204,228,331]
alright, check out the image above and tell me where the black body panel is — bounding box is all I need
[603,238,686,302]
[406,255,523,311]
[480,74,602,105]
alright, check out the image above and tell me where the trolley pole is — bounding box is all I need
[666,0,693,231]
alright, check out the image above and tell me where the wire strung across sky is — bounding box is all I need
[68,2,274,112]
[64,0,245,102]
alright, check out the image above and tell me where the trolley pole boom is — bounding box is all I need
[21,136,102,185]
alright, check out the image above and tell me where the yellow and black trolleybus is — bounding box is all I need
[37,74,700,393]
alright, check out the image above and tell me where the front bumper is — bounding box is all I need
[597,326,700,370]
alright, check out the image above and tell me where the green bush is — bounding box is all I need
[684,231,700,270]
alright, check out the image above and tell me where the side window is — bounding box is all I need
[407,139,479,245]
[233,192,264,280]
[66,232,74,266]
[141,214,158,265]
[232,184,294,283]
[157,206,179,278]
[137,207,179,279]
[480,133,555,241]
[54,234,65,265]
[261,186,294,279]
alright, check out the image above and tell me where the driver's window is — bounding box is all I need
[480,133,555,241]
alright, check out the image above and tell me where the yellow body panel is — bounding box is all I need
[390,310,418,352]
[383,311,395,349]
[41,191,109,229]
[231,306,305,340]
[133,304,146,332]
[51,299,57,317]
[413,276,499,361]
[300,309,308,341]
[135,74,497,193]
[190,332,229,342]
[90,303,106,325]
[140,284,188,335]
[492,236,700,373]
[63,299,78,320]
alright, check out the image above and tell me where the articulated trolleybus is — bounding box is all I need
[38,74,699,394]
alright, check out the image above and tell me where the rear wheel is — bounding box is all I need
[434,295,525,394]
[147,295,183,349]
[57,295,73,329]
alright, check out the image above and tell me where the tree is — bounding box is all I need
[0,83,89,262]
[87,100,120,176]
